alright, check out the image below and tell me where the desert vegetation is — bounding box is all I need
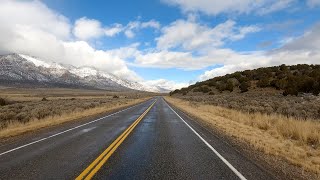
[165,97,320,176]
[174,92,320,120]
[170,64,320,120]
[171,64,320,96]
[0,87,152,138]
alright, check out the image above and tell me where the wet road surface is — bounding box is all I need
[0,97,278,180]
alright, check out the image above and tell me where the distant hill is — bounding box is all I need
[171,64,320,96]
[0,53,166,92]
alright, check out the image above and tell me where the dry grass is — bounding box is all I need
[165,96,320,175]
[174,90,320,120]
[0,87,153,138]
[0,87,153,102]
[0,98,148,138]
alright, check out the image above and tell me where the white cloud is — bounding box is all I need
[163,0,295,15]
[135,50,211,69]
[199,52,270,80]
[278,23,320,52]
[145,79,189,91]
[123,20,161,38]
[156,19,260,50]
[134,19,260,70]
[135,48,246,70]
[258,0,295,15]
[141,20,161,29]
[61,41,141,80]
[229,25,261,41]
[199,49,320,81]
[107,43,141,59]
[135,19,320,82]
[72,18,160,40]
[124,21,139,38]
[124,29,135,38]
[72,18,160,39]
[104,23,123,36]
[199,22,320,80]
[73,17,104,40]
[0,0,71,40]
[307,0,320,7]
[156,19,214,50]
[0,0,140,81]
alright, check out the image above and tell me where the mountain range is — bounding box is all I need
[0,53,164,92]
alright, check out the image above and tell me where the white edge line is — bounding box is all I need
[0,99,153,157]
[165,100,247,180]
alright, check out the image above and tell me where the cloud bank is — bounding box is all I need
[162,0,296,15]
[0,0,319,91]
[133,16,320,81]
[0,0,147,82]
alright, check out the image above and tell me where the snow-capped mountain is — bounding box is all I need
[0,53,161,92]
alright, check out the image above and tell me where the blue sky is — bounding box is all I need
[1,0,320,90]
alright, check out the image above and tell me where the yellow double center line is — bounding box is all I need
[76,99,157,180]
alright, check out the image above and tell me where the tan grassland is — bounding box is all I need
[165,96,320,175]
[0,87,152,138]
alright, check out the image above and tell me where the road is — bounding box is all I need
[0,97,279,180]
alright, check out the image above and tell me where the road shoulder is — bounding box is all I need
[164,96,318,180]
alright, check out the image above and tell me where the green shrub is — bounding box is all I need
[216,83,227,92]
[239,82,249,93]
[226,81,234,92]
[206,80,216,87]
[280,64,288,71]
[257,78,270,88]
[193,86,210,93]
[201,86,210,93]
[283,88,298,96]
[170,89,180,96]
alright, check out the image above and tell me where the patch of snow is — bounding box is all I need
[70,67,98,78]
[3,54,164,92]
[19,54,51,68]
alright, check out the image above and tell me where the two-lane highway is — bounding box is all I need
[0,97,278,179]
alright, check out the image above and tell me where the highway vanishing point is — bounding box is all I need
[0,97,279,180]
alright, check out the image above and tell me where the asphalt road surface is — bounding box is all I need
[0,97,279,180]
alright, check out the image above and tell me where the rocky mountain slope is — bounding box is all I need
[0,53,159,92]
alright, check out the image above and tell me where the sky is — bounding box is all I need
[0,0,320,90]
